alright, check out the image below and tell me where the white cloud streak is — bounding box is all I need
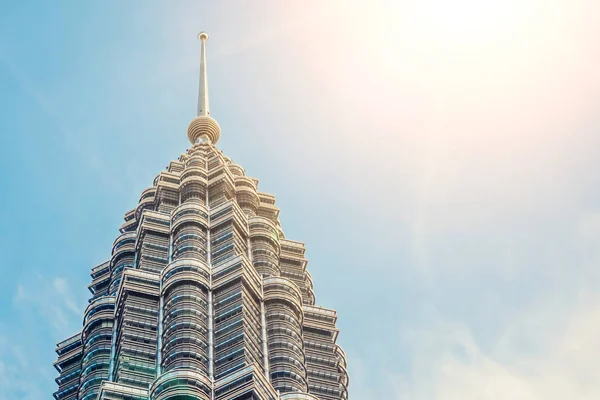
[12,275,82,335]
[0,336,45,400]
[399,293,600,400]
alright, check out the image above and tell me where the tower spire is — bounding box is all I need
[197,32,210,117]
[187,31,221,144]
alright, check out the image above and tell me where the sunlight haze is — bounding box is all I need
[1,1,599,399]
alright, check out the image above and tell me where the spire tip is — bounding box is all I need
[188,30,221,145]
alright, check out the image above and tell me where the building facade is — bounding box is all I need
[53,33,349,400]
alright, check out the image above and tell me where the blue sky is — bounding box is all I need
[1,1,600,399]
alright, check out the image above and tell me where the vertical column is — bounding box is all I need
[160,260,209,374]
[260,294,270,378]
[207,213,214,383]
[206,150,215,400]
[263,277,308,393]
[249,216,281,277]
[303,306,345,400]
[159,147,211,378]
[112,270,160,389]
[209,148,266,390]
[80,297,114,400]
[54,333,83,400]
[249,234,271,379]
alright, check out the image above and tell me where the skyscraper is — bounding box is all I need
[53,33,349,400]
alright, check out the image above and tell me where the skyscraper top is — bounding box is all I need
[53,29,349,400]
[187,31,221,145]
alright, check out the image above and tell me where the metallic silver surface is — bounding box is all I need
[53,32,348,400]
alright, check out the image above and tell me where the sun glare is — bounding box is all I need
[349,0,537,79]
[416,0,524,36]
[369,0,532,51]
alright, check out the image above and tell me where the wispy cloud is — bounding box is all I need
[347,205,600,399]
[381,293,600,400]
[0,336,45,400]
[4,275,85,399]
[12,274,83,335]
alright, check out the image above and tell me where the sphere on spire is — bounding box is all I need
[187,115,221,144]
